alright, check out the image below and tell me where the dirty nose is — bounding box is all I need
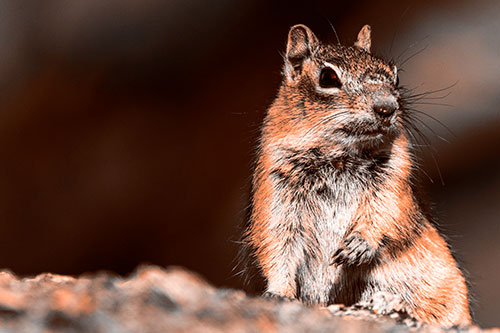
[373,102,397,117]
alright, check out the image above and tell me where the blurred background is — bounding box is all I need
[0,0,498,327]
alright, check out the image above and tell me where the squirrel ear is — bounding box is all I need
[354,25,371,53]
[285,24,318,80]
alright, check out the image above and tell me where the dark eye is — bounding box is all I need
[395,75,399,87]
[319,67,342,89]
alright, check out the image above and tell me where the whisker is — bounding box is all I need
[389,5,412,55]
[401,81,458,100]
[325,17,341,45]
[404,113,451,144]
[296,109,352,144]
[404,91,452,101]
[400,119,435,184]
[403,117,445,185]
[399,44,429,67]
[407,108,456,137]
[396,35,430,63]
[408,101,453,108]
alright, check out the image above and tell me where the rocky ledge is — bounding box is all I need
[0,265,495,332]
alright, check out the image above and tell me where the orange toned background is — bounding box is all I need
[0,0,498,327]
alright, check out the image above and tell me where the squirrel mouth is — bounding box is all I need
[337,123,399,149]
[340,125,390,137]
[339,115,399,137]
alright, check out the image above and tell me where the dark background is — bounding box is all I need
[0,0,498,327]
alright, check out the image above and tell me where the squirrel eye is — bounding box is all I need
[395,75,400,87]
[319,67,342,89]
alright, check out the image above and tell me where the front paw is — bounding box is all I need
[369,291,405,315]
[330,233,377,266]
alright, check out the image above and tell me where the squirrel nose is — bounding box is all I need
[373,103,397,117]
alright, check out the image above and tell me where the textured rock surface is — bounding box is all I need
[0,265,495,333]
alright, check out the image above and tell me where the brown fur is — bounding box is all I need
[243,24,471,327]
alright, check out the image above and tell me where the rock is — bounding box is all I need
[0,265,493,332]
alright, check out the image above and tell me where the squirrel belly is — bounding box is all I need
[244,24,471,327]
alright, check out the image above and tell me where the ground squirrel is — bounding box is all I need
[242,24,471,327]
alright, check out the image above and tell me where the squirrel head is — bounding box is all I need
[267,24,402,156]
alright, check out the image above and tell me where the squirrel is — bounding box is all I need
[242,24,471,327]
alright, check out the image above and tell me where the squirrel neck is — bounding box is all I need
[259,129,412,185]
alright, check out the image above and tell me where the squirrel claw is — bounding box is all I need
[330,233,377,266]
